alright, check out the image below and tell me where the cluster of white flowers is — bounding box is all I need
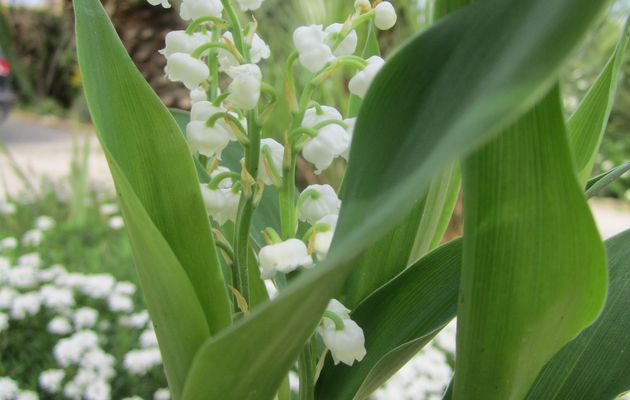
[0,377,38,400]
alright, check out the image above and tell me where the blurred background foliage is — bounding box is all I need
[0,0,628,198]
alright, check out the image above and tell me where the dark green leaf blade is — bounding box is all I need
[567,18,629,185]
[525,229,630,400]
[74,0,231,332]
[455,88,607,400]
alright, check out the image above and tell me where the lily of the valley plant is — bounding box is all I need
[74,0,630,398]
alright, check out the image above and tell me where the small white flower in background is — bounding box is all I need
[0,288,17,309]
[166,53,209,90]
[48,316,73,335]
[84,380,110,400]
[119,310,150,329]
[349,55,385,98]
[39,284,75,310]
[147,0,171,8]
[298,184,341,224]
[187,101,234,158]
[293,25,335,72]
[236,0,263,11]
[81,349,116,379]
[124,348,163,375]
[200,184,240,226]
[98,203,119,216]
[73,274,116,299]
[6,265,39,289]
[218,32,270,71]
[38,264,67,282]
[324,23,358,57]
[301,106,349,174]
[374,1,398,30]
[17,390,38,400]
[226,64,262,110]
[22,229,43,247]
[73,307,99,329]
[0,236,17,250]
[258,239,313,278]
[160,30,207,57]
[35,215,55,231]
[341,118,356,160]
[114,281,136,295]
[313,214,338,259]
[317,299,366,366]
[108,293,134,313]
[140,328,159,348]
[0,377,18,399]
[0,312,8,333]
[17,252,41,268]
[0,200,16,215]
[190,86,208,103]
[154,388,171,400]
[54,330,100,367]
[259,138,284,185]
[179,0,223,20]
[10,292,41,320]
[106,215,122,230]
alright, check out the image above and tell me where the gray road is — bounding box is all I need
[0,114,70,144]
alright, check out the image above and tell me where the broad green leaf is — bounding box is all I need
[568,18,629,186]
[455,87,607,400]
[585,162,630,198]
[317,239,462,400]
[524,229,630,400]
[408,164,461,262]
[109,160,211,398]
[182,0,610,397]
[74,0,231,334]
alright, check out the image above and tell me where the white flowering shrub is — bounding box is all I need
[72,0,630,398]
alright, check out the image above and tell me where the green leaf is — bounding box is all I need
[585,162,630,198]
[74,0,231,338]
[317,239,462,400]
[524,229,630,400]
[567,18,629,186]
[455,87,607,400]
[182,0,610,397]
[109,161,212,398]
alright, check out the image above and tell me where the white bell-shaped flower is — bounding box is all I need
[147,0,171,8]
[160,31,207,57]
[186,121,232,158]
[374,1,398,30]
[165,53,209,90]
[298,184,341,224]
[293,25,335,72]
[258,239,313,278]
[200,184,240,226]
[348,56,385,98]
[210,166,234,189]
[218,32,270,71]
[325,23,358,57]
[180,0,223,20]
[317,299,366,366]
[259,138,284,185]
[190,87,207,103]
[313,214,337,258]
[237,0,264,11]
[226,64,262,110]
[341,118,356,160]
[301,106,349,173]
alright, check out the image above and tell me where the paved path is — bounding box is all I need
[1,112,630,238]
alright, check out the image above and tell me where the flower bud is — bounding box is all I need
[258,239,313,278]
[374,1,397,30]
[237,0,264,11]
[313,214,338,258]
[348,56,385,98]
[219,32,270,71]
[147,0,171,8]
[293,25,335,72]
[298,184,341,224]
[354,0,371,13]
[325,24,358,57]
[200,185,240,226]
[226,64,262,110]
[259,138,284,185]
[179,0,223,20]
[165,53,209,90]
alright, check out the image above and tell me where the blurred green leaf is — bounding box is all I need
[455,87,607,400]
[317,239,461,400]
[181,0,610,398]
[568,18,629,185]
[524,229,630,400]
[585,162,630,198]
